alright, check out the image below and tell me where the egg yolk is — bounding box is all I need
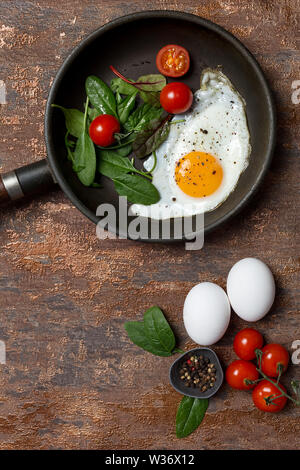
[175,151,223,197]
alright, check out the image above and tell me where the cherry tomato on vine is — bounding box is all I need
[261,343,289,377]
[252,380,287,413]
[160,82,193,114]
[233,328,264,361]
[89,114,120,147]
[156,44,190,77]
[225,360,259,390]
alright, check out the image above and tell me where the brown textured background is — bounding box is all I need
[0,0,299,450]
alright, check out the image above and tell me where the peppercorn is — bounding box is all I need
[179,353,217,392]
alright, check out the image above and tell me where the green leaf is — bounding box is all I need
[124,321,172,357]
[111,77,137,95]
[133,117,170,158]
[117,92,137,124]
[73,132,96,186]
[98,151,135,178]
[86,75,117,117]
[96,143,132,159]
[124,103,163,133]
[143,306,175,354]
[136,74,166,92]
[51,104,84,138]
[139,90,161,107]
[113,173,160,205]
[176,397,209,438]
[88,107,99,122]
[72,97,96,186]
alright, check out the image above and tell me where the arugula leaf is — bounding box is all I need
[144,306,176,354]
[111,77,137,95]
[124,103,163,133]
[113,174,160,205]
[73,97,96,186]
[133,116,170,158]
[86,75,117,117]
[176,396,209,438]
[51,104,84,138]
[117,92,137,124]
[124,321,172,357]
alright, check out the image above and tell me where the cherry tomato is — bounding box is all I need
[226,359,259,390]
[160,82,193,114]
[89,114,120,147]
[156,44,190,77]
[233,328,264,361]
[261,343,289,377]
[252,380,287,412]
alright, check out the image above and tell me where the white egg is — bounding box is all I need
[227,258,275,322]
[130,69,251,220]
[183,282,231,346]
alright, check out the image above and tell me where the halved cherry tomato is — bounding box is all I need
[234,328,264,361]
[89,114,120,147]
[160,82,193,114]
[225,360,259,390]
[261,343,289,377]
[156,44,190,77]
[252,380,287,413]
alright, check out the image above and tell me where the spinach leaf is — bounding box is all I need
[86,75,117,117]
[65,132,75,163]
[111,77,137,95]
[117,92,137,124]
[51,104,84,138]
[124,321,172,357]
[74,132,96,185]
[73,97,96,186]
[98,151,135,178]
[113,174,160,205]
[88,107,99,122]
[143,306,175,354]
[124,103,163,133]
[176,396,209,438]
[116,92,123,104]
[133,116,170,158]
[124,306,182,357]
[139,90,161,107]
[97,143,132,159]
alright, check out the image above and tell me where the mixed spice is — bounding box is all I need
[179,354,217,391]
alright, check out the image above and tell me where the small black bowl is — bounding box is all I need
[169,347,224,399]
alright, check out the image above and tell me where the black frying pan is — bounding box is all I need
[0,11,275,241]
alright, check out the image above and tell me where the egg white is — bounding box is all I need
[130,69,251,220]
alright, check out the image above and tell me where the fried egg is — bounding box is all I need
[130,69,251,220]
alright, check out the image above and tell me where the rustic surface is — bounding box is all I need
[0,0,299,450]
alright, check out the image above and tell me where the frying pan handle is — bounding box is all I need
[0,159,56,204]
